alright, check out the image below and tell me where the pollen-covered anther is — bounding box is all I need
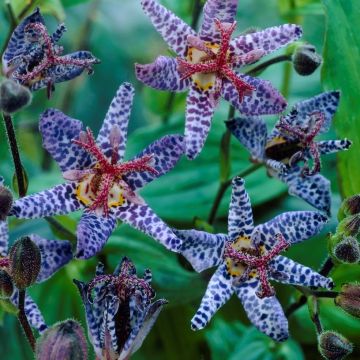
[224,233,289,298]
[176,18,255,102]
[276,111,325,176]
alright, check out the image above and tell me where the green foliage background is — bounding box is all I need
[0,0,359,359]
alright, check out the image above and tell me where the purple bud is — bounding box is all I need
[36,319,88,360]
[0,269,14,299]
[337,215,360,237]
[0,80,32,114]
[9,236,41,290]
[333,237,360,264]
[292,44,322,76]
[318,331,353,360]
[338,195,360,220]
[0,186,13,221]
[335,283,360,318]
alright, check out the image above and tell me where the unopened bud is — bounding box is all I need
[335,283,360,318]
[333,237,360,264]
[36,319,88,360]
[337,215,360,237]
[338,195,360,220]
[9,236,41,289]
[292,44,322,76]
[0,186,13,221]
[0,269,14,299]
[0,80,32,114]
[318,331,353,360]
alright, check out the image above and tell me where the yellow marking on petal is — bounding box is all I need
[108,183,125,208]
[226,235,252,277]
[248,269,257,278]
[76,174,96,206]
[265,136,287,149]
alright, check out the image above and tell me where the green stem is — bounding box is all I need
[18,289,36,352]
[3,113,27,197]
[246,54,292,77]
[44,217,77,243]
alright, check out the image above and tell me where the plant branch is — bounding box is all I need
[44,217,77,242]
[3,113,27,197]
[246,54,292,77]
[17,290,36,351]
[319,256,334,277]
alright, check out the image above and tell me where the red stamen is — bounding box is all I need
[177,19,255,101]
[224,234,289,298]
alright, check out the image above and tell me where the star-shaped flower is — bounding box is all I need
[136,0,303,159]
[74,257,167,360]
[0,177,73,333]
[2,8,100,97]
[226,92,352,214]
[9,83,184,259]
[174,177,333,341]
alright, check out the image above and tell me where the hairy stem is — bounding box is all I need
[18,290,36,351]
[3,113,27,197]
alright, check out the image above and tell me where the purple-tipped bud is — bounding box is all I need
[9,236,41,290]
[292,44,322,76]
[335,283,360,318]
[337,215,360,237]
[338,195,360,220]
[0,80,32,114]
[36,319,88,360]
[318,331,353,360]
[0,269,14,299]
[333,237,360,264]
[0,186,13,221]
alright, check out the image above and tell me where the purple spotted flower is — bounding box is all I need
[74,257,167,360]
[226,92,352,215]
[2,8,100,98]
[9,83,184,259]
[136,0,303,159]
[0,177,72,333]
[174,177,333,341]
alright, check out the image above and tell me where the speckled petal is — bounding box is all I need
[135,56,191,92]
[234,279,288,341]
[279,166,331,214]
[76,211,117,259]
[39,109,92,172]
[230,24,302,58]
[97,83,135,161]
[114,202,181,252]
[318,139,352,155]
[174,229,227,272]
[253,211,328,249]
[199,0,238,42]
[221,74,287,115]
[29,234,73,282]
[185,85,216,159]
[291,91,340,134]
[124,134,184,190]
[270,255,334,289]
[226,116,267,160]
[141,0,196,57]
[191,263,233,330]
[2,8,45,73]
[10,183,82,219]
[120,299,167,360]
[0,220,8,257]
[228,177,254,240]
[11,291,47,333]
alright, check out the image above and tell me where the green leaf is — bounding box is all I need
[321,0,360,197]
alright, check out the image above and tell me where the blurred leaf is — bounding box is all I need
[0,299,18,315]
[10,0,65,20]
[61,0,92,8]
[322,0,360,197]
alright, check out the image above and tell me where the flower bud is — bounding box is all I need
[36,319,88,360]
[0,186,13,221]
[335,283,360,318]
[9,236,41,289]
[333,236,360,264]
[0,269,14,299]
[292,44,322,76]
[0,79,32,114]
[338,195,360,220]
[337,215,360,237]
[318,331,353,360]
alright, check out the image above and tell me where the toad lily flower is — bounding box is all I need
[174,177,333,341]
[9,83,184,259]
[0,179,72,333]
[136,0,302,159]
[2,8,100,97]
[226,92,352,214]
[74,257,167,360]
